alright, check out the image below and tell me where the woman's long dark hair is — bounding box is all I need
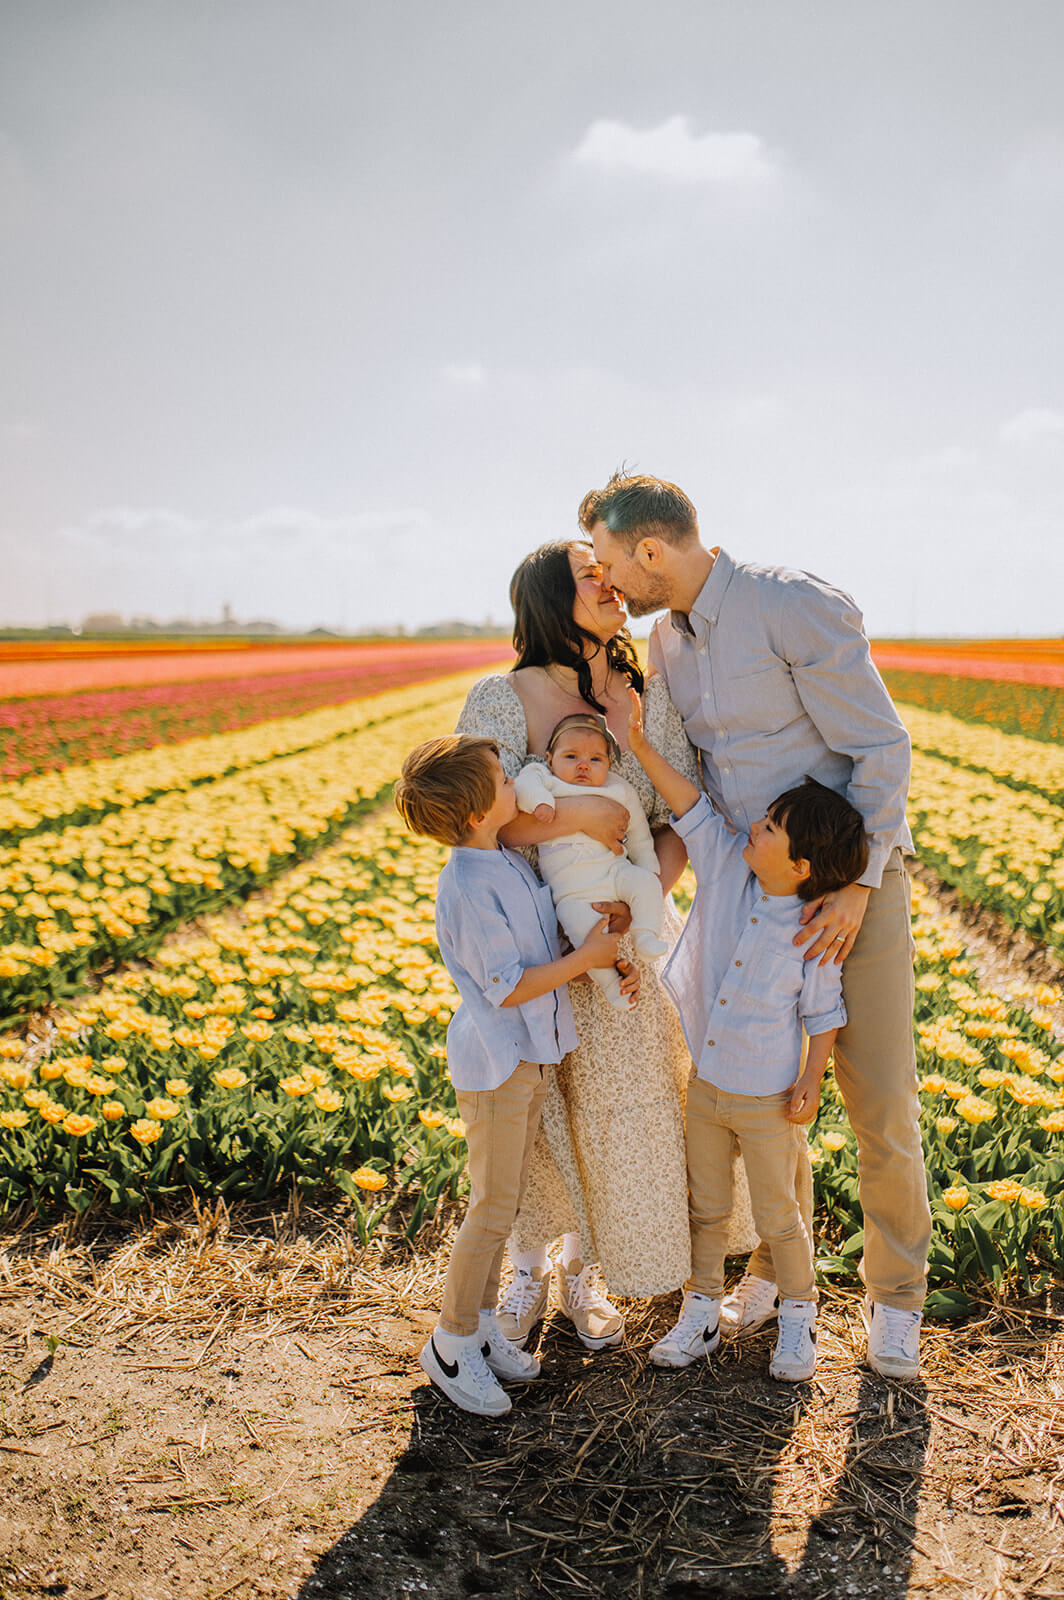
[509,541,644,714]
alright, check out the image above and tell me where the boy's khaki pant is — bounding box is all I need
[687,1076,816,1304]
[439,1060,548,1337]
[748,850,932,1312]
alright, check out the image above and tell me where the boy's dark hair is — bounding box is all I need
[394,735,500,847]
[577,470,699,555]
[510,539,644,713]
[767,777,869,902]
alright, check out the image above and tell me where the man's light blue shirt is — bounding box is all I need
[662,797,846,1095]
[435,844,578,1092]
[648,548,913,888]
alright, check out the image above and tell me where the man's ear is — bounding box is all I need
[638,537,664,568]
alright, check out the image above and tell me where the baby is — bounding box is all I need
[514,713,668,1010]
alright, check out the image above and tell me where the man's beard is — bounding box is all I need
[620,575,672,617]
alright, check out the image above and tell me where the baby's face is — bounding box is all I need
[547,729,612,787]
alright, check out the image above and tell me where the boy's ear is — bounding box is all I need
[790,856,811,885]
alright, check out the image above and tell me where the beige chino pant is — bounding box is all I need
[687,1075,816,1303]
[439,1059,548,1337]
[748,849,932,1311]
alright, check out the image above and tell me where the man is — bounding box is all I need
[581,470,931,1380]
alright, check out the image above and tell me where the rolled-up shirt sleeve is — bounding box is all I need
[780,581,911,889]
[799,959,847,1038]
[439,892,524,1006]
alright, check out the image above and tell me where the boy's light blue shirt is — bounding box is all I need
[648,548,912,889]
[663,796,846,1095]
[435,843,578,1092]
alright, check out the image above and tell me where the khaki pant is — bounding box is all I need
[748,850,932,1311]
[687,1075,816,1303]
[439,1060,548,1337]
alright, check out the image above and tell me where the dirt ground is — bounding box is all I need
[0,1193,1062,1600]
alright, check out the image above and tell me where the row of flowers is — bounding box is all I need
[906,748,1064,958]
[0,643,512,782]
[1,810,1061,1301]
[898,700,1064,806]
[0,638,514,706]
[0,805,463,1233]
[880,668,1063,745]
[0,686,477,1020]
[0,666,502,838]
[810,879,1062,1312]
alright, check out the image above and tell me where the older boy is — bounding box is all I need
[394,734,628,1416]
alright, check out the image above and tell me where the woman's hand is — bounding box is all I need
[616,959,640,1006]
[566,795,629,855]
[592,899,632,935]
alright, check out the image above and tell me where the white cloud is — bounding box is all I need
[999,408,1064,448]
[443,362,487,386]
[571,116,781,186]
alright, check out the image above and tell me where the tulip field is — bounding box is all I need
[0,639,1062,1310]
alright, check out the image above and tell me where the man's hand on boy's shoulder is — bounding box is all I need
[794,881,871,966]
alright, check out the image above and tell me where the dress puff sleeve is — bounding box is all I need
[455,674,529,781]
[641,673,701,830]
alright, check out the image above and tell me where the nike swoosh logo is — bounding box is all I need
[431,1336,459,1379]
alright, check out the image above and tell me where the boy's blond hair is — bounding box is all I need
[394,735,500,846]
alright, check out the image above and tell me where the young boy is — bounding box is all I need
[394,734,628,1416]
[626,689,868,1382]
[514,712,668,1011]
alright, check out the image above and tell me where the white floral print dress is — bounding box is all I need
[455,672,756,1296]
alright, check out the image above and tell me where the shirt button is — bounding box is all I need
[491,975,499,983]
[720,998,727,1006]
[734,960,742,967]
[751,916,758,925]
[707,1040,716,1047]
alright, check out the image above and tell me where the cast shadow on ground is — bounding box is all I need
[298,1316,932,1600]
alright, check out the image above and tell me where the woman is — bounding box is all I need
[456,540,754,1349]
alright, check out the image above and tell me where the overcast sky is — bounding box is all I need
[2,1,1063,637]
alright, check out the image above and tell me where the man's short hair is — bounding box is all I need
[577,470,699,554]
[767,778,870,902]
[394,735,499,847]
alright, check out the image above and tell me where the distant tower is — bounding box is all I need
[222,602,233,626]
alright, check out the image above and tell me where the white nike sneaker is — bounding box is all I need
[719,1273,779,1339]
[863,1298,922,1380]
[769,1298,818,1382]
[419,1329,511,1416]
[649,1291,721,1368]
[477,1310,541,1382]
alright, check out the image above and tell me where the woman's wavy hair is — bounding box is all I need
[509,540,644,715]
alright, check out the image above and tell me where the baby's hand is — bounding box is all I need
[627,685,646,750]
[785,1072,822,1125]
[533,802,554,823]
